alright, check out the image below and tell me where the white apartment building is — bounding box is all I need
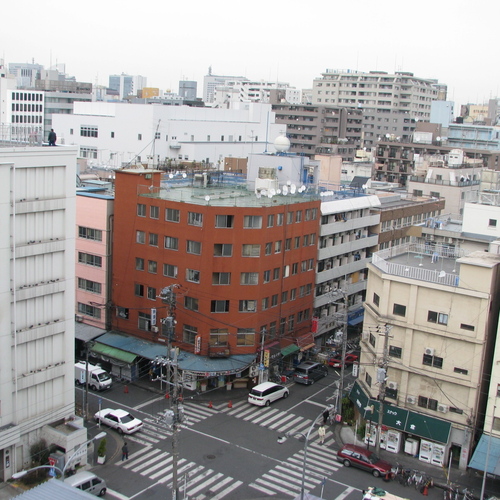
[360,244,500,471]
[51,101,283,168]
[313,194,381,337]
[0,145,87,480]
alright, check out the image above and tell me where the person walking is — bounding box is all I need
[323,408,330,425]
[318,425,326,444]
[48,129,57,146]
[121,442,129,461]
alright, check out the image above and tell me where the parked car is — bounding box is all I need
[94,408,143,434]
[293,361,328,385]
[65,471,107,497]
[336,444,393,477]
[248,382,289,406]
[328,353,359,368]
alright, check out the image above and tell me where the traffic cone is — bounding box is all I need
[124,385,129,393]
[165,393,170,399]
[422,485,428,496]
[228,400,233,408]
[208,401,212,408]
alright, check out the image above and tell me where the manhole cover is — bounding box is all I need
[206,454,216,460]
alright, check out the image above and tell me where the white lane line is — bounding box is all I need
[334,486,356,500]
[254,477,298,496]
[122,447,161,469]
[140,456,173,477]
[132,452,169,473]
[248,482,276,496]
[268,414,303,431]
[133,396,166,410]
[210,479,243,500]
[106,488,130,499]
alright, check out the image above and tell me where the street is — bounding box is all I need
[79,369,445,500]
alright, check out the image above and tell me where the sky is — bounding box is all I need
[2,0,499,111]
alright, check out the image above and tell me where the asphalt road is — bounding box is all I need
[78,369,446,500]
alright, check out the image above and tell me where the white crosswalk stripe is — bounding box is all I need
[248,439,340,497]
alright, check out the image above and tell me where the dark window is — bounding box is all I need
[147,287,156,300]
[135,258,144,271]
[385,387,398,399]
[135,284,144,297]
[369,333,376,347]
[150,206,159,219]
[186,240,201,255]
[212,272,230,285]
[187,269,201,283]
[393,303,406,316]
[188,212,203,226]
[165,208,180,222]
[423,354,443,368]
[215,215,234,228]
[449,407,464,415]
[488,219,497,227]
[149,233,158,246]
[78,226,102,241]
[184,296,199,311]
[373,293,380,307]
[389,345,402,358]
[78,252,102,267]
[454,367,468,375]
[78,278,101,294]
[460,323,475,331]
[211,300,230,313]
[214,243,232,256]
[163,263,178,278]
[428,311,448,325]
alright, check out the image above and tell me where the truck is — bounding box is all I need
[75,361,112,391]
[362,487,409,500]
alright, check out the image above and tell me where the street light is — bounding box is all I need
[279,409,324,500]
[12,432,106,481]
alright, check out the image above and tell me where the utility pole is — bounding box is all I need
[258,327,266,384]
[375,324,391,455]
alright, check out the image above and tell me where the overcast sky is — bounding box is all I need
[2,0,498,111]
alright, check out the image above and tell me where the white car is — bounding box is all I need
[94,408,143,434]
[248,382,289,406]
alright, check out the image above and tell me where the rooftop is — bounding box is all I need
[371,243,465,287]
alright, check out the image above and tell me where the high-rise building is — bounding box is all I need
[179,80,197,101]
[0,145,87,480]
[108,74,146,100]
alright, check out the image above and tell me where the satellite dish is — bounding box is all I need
[282,185,289,195]
[276,189,281,195]
[290,184,297,194]
[256,192,262,199]
[182,173,187,178]
[362,184,367,190]
[286,180,291,186]
[169,174,174,179]
[270,188,276,196]
[261,189,268,197]
[205,195,210,202]
[439,270,446,278]
[300,185,306,192]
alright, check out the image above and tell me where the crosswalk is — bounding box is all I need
[118,400,339,499]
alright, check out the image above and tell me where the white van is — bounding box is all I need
[248,382,289,406]
[64,471,107,497]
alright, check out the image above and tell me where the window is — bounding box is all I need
[296,210,302,223]
[188,212,203,226]
[148,260,157,273]
[373,293,380,307]
[276,213,284,226]
[186,240,202,255]
[454,367,468,375]
[449,407,464,415]
[423,354,443,368]
[210,329,228,346]
[184,296,199,311]
[288,314,295,331]
[214,243,232,256]
[263,270,270,283]
[460,323,475,331]
[239,300,257,312]
[135,283,144,297]
[285,238,291,251]
[294,236,301,249]
[418,396,438,411]
[78,278,101,294]
[303,234,309,247]
[271,294,278,307]
[287,211,294,224]
[274,240,282,253]
[138,312,151,331]
[78,303,101,319]
[301,261,307,272]
[136,230,146,244]
[244,215,262,228]
[269,321,277,337]
[273,267,280,280]
[393,303,406,316]
[261,297,269,310]
[365,372,372,388]
[267,214,274,227]
[165,208,180,222]
[78,226,102,241]
[237,329,255,346]
[428,311,448,325]
[80,125,98,138]
[78,252,102,267]
[163,263,177,278]
[147,287,156,300]
[212,272,230,285]
[241,272,258,285]
[135,257,144,271]
[488,219,497,227]
[242,244,260,257]
[281,291,288,303]
[215,215,234,228]
[385,386,398,399]
[183,324,197,344]
[150,206,159,219]
[186,269,200,283]
[149,233,158,246]
[283,265,290,278]
[369,333,376,347]
[389,345,402,358]
[292,263,298,275]
[265,242,272,255]
[138,133,142,140]
[211,300,229,313]
[290,288,296,300]
[164,236,178,250]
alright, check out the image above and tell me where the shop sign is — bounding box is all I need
[264,349,270,367]
[194,336,201,354]
[382,405,408,430]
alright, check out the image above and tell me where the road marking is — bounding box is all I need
[123,448,162,469]
[131,451,169,473]
[209,479,243,499]
[133,395,165,410]
[140,455,173,476]
[254,477,298,496]
[334,486,356,500]
[106,488,130,499]
[248,482,276,496]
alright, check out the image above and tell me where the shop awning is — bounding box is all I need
[468,434,500,475]
[75,322,106,343]
[296,333,315,351]
[281,344,300,357]
[349,381,452,444]
[91,342,137,364]
[176,352,255,376]
[348,308,364,326]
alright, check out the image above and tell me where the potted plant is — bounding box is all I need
[97,438,107,464]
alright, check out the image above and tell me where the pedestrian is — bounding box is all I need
[318,425,326,444]
[323,408,330,425]
[48,129,57,146]
[121,442,129,461]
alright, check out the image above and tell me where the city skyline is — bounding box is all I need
[1,0,498,111]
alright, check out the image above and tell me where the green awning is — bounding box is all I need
[405,411,451,444]
[281,344,300,357]
[91,342,137,364]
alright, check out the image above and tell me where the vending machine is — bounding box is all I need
[385,430,402,454]
[364,422,377,447]
[404,438,420,457]
[379,428,388,450]
[419,439,433,463]
[431,442,446,466]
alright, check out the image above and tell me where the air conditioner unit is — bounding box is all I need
[406,395,416,405]
[151,326,159,333]
[75,314,84,323]
[447,237,454,244]
[387,381,398,390]
[428,234,434,241]
[438,404,449,413]
[424,347,435,356]
[362,332,370,342]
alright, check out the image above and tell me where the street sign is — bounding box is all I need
[151,308,157,326]
[48,457,56,467]
[48,468,56,477]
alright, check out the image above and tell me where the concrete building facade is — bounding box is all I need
[0,145,86,480]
